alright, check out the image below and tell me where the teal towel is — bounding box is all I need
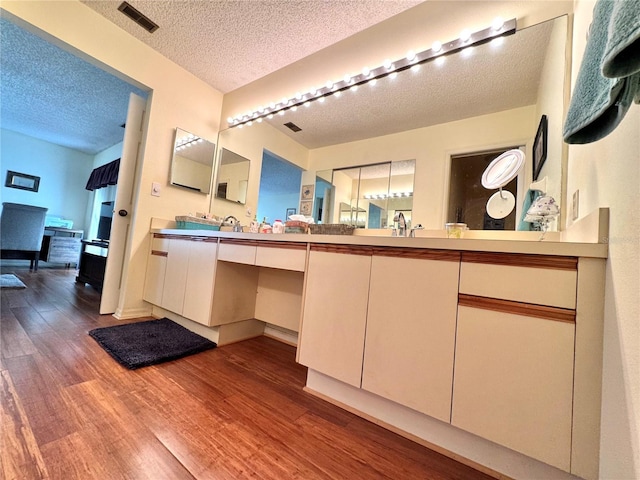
[602,0,640,78]
[517,189,542,231]
[563,0,640,144]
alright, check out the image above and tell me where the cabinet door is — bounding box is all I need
[452,305,574,471]
[182,239,218,325]
[298,248,371,388]
[143,236,169,306]
[161,238,191,314]
[362,254,459,421]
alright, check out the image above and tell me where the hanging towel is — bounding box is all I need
[517,189,542,231]
[563,0,640,144]
[602,0,640,78]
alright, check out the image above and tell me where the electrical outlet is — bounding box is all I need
[572,190,579,221]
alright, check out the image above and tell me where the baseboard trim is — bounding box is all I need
[113,306,153,320]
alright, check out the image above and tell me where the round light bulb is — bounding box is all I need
[411,64,420,72]
[291,105,298,112]
[389,72,398,80]
[226,116,234,123]
[383,59,392,70]
[257,118,263,123]
[269,102,276,110]
[406,50,416,61]
[335,91,342,98]
[492,17,504,31]
[319,97,326,103]
[432,41,442,53]
[343,74,351,84]
[303,101,310,108]
[296,92,302,100]
[350,85,359,92]
[362,66,370,77]
[247,121,253,126]
[369,78,378,87]
[460,29,471,42]
[267,114,274,119]
[278,110,285,116]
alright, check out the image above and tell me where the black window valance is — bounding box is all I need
[85,158,120,191]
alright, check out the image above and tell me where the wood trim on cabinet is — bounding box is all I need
[219,238,260,247]
[458,294,576,323]
[153,233,196,241]
[461,252,577,271]
[310,244,373,256]
[150,250,168,257]
[372,247,460,262]
[257,240,307,251]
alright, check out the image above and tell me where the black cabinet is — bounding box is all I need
[75,240,108,290]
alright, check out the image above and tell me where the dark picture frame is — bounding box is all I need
[286,208,296,218]
[532,115,548,181]
[5,170,40,192]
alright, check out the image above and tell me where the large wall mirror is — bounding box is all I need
[170,128,215,194]
[214,14,569,231]
[215,148,250,205]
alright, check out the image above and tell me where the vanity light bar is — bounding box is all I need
[175,136,203,150]
[228,17,516,129]
[364,192,413,200]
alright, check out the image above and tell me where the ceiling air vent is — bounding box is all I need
[117,2,159,33]
[284,122,302,133]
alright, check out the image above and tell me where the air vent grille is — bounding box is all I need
[284,122,302,132]
[117,2,159,33]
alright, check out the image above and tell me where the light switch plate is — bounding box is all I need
[151,182,161,197]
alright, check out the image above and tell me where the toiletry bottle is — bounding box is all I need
[250,215,259,233]
[273,219,284,234]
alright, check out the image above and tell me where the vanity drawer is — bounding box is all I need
[218,239,257,265]
[459,253,577,309]
[256,241,307,271]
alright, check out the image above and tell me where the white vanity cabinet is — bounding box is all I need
[451,253,583,473]
[362,248,460,422]
[298,244,372,388]
[143,234,218,325]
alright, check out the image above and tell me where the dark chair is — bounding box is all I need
[0,202,48,270]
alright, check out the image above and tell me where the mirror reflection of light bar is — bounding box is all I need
[230,17,516,128]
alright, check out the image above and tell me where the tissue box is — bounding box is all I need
[175,215,221,231]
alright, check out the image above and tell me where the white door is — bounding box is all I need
[100,93,146,314]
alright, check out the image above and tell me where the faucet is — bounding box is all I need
[394,212,407,237]
[223,215,243,232]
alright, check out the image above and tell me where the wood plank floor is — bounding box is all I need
[1,264,494,480]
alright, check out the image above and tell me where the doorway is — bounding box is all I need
[447,147,521,230]
[257,150,303,224]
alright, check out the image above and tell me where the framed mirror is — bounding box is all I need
[215,148,250,205]
[170,128,215,194]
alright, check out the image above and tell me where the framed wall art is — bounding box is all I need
[532,115,548,181]
[5,170,40,192]
[301,184,314,200]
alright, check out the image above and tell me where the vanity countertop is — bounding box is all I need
[150,228,608,259]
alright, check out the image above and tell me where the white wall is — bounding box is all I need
[568,2,640,478]
[2,1,225,318]
[0,129,93,230]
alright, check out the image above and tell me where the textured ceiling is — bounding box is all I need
[0,1,418,156]
[262,20,553,148]
[0,3,554,159]
[80,0,421,94]
[0,16,148,155]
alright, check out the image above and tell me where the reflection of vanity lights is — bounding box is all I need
[227,17,515,128]
[363,192,413,200]
[175,135,203,150]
